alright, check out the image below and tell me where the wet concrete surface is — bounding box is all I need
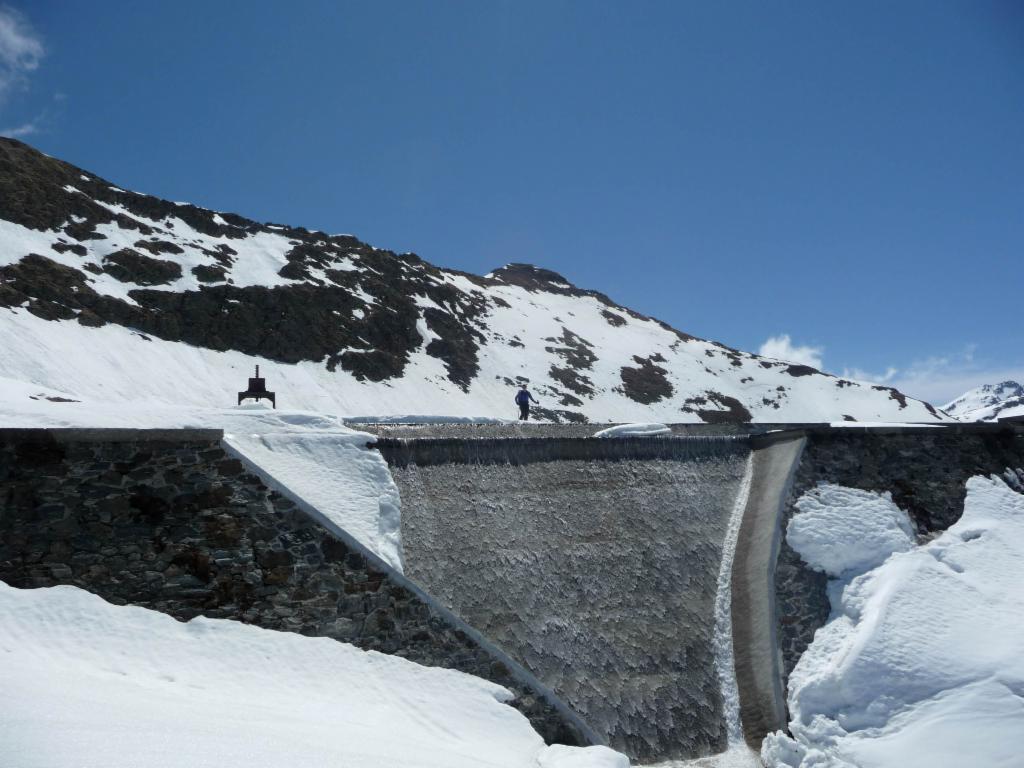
[392,441,750,762]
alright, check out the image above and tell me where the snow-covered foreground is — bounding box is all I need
[0,584,626,768]
[0,380,404,568]
[763,474,1024,768]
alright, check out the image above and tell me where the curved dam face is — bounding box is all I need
[379,436,751,762]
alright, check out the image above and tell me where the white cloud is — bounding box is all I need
[841,366,898,384]
[1,117,35,136]
[760,334,1023,408]
[891,362,1024,408]
[841,346,1024,407]
[2,91,63,139]
[0,5,44,101]
[758,334,824,369]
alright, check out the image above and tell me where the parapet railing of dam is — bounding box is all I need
[375,434,750,467]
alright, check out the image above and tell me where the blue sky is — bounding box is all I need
[1,1,1021,403]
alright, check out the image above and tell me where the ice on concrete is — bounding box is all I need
[763,475,1024,768]
[0,583,627,768]
[712,455,754,746]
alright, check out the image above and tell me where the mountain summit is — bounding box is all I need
[943,381,1024,422]
[0,138,944,423]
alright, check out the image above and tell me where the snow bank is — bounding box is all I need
[0,583,627,768]
[762,475,1024,768]
[787,485,916,575]
[593,423,671,438]
[539,745,629,768]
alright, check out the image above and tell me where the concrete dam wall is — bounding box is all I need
[379,435,752,761]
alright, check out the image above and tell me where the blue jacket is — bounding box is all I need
[515,389,535,405]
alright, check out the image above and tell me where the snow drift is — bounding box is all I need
[0,583,627,768]
[763,474,1024,768]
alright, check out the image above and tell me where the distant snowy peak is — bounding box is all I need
[943,381,1024,422]
[0,137,946,424]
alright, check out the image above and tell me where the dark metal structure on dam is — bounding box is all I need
[375,433,752,761]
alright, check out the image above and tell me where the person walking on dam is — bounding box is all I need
[515,384,538,421]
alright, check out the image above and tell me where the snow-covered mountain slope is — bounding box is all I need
[942,381,1024,422]
[0,138,946,423]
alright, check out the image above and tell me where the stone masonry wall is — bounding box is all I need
[0,429,581,745]
[774,427,1024,682]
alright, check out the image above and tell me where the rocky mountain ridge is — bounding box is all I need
[943,381,1024,422]
[0,138,946,423]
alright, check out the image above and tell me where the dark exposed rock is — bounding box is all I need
[489,264,575,292]
[784,364,817,377]
[191,264,228,283]
[27,298,76,321]
[549,365,595,397]
[201,243,237,267]
[620,355,673,404]
[682,391,754,423]
[0,254,98,311]
[601,309,626,327]
[134,239,184,256]
[0,137,251,240]
[423,307,480,390]
[52,241,87,256]
[63,221,108,242]
[102,249,183,285]
[873,385,908,409]
[556,391,584,407]
[694,393,753,424]
[279,242,337,282]
[545,327,597,371]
